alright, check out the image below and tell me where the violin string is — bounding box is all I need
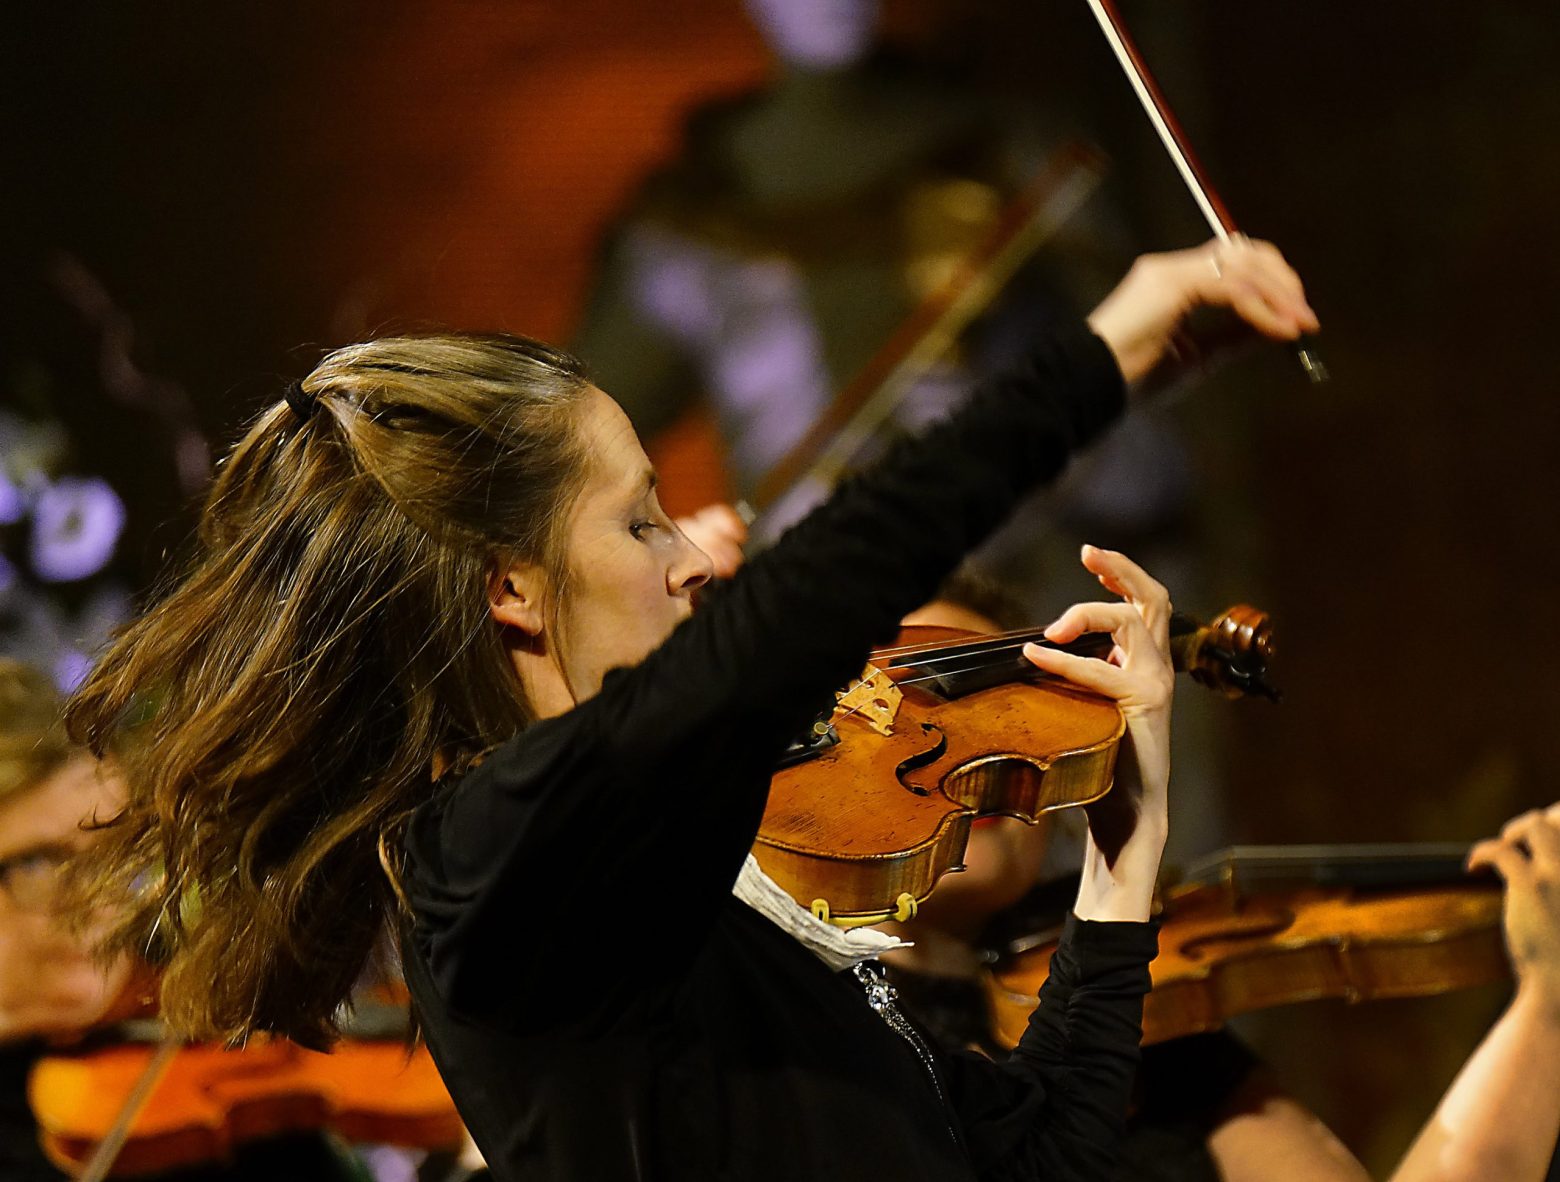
[871,625,1051,661]
[883,634,1115,677]
[831,643,1057,716]
[840,644,1108,699]
[878,635,1095,671]
[889,666,1057,693]
[871,612,1196,663]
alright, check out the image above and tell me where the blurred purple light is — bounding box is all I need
[53,649,93,693]
[28,476,126,583]
[628,229,833,483]
[743,0,878,70]
[0,473,23,525]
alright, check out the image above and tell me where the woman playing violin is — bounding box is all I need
[66,239,1315,1182]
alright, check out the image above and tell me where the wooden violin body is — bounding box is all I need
[754,606,1275,926]
[28,999,462,1179]
[985,844,1507,1049]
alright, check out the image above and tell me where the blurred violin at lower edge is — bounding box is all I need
[27,997,462,1179]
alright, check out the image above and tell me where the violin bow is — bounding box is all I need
[1084,0,1328,383]
[74,1029,183,1182]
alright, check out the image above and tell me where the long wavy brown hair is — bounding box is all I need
[66,333,590,1047]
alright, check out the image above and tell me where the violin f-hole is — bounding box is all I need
[895,723,948,796]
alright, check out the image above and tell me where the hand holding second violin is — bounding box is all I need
[1384,807,1560,1182]
[1469,804,1560,1018]
[1088,237,1319,388]
[1022,546,1173,923]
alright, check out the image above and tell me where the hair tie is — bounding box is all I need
[284,379,317,421]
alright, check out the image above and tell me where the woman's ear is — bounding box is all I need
[488,560,548,637]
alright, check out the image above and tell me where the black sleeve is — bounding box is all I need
[939,915,1158,1182]
[406,327,1126,1023]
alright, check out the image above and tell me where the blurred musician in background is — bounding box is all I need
[0,661,369,1182]
[0,662,131,1049]
[1,660,132,1179]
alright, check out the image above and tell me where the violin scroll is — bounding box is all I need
[1171,604,1279,702]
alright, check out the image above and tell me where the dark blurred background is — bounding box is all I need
[5,1,1559,1171]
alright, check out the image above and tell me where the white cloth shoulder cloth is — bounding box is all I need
[731,854,905,971]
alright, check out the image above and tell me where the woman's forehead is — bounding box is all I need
[580,387,652,495]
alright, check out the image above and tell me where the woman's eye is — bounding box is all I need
[629,520,656,541]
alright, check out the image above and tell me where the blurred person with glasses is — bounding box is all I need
[0,660,132,1047]
[0,662,382,1182]
[0,659,134,1181]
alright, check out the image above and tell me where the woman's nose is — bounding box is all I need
[671,537,715,595]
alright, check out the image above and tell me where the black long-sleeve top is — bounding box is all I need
[403,324,1158,1182]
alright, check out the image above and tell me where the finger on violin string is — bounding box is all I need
[1047,596,1169,667]
[1041,600,1152,648]
[1022,640,1130,699]
[1468,837,1534,886]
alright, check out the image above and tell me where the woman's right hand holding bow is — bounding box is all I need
[1088,236,1319,387]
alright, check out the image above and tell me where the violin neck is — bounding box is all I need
[880,628,1095,698]
[880,613,1201,700]
[1180,843,1484,894]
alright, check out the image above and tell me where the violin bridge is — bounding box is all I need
[833,664,903,736]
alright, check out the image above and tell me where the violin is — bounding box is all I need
[754,605,1276,927]
[27,997,463,1179]
[983,844,1507,1050]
